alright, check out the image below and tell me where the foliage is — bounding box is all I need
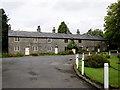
[101,52,110,58]
[79,56,119,88]
[2,53,24,57]
[77,49,88,54]
[84,54,110,68]
[30,53,56,56]
[67,40,78,49]
[0,9,9,52]
[58,21,72,34]
[30,53,39,56]
[117,53,120,63]
[58,50,73,55]
[104,1,120,49]
[83,29,104,37]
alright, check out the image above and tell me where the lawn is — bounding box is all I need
[78,56,120,88]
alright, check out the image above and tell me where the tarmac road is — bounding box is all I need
[2,55,96,89]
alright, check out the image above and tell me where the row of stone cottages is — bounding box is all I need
[8,27,107,55]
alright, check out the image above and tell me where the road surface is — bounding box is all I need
[2,55,96,89]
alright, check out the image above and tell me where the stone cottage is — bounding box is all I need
[8,27,107,55]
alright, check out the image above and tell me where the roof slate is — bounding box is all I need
[8,30,105,41]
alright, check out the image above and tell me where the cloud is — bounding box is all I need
[0,0,117,33]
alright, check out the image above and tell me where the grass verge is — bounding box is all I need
[78,56,119,88]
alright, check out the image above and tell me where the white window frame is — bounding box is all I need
[14,37,20,42]
[47,38,52,43]
[14,46,20,51]
[33,38,38,42]
[33,46,38,51]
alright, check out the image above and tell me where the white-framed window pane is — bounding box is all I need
[48,47,52,51]
[14,46,20,51]
[33,38,38,42]
[33,46,38,51]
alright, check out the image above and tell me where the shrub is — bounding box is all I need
[117,53,120,58]
[117,53,120,63]
[84,54,110,68]
[101,52,110,58]
[58,50,73,55]
[7,53,24,57]
[16,53,24,57]
[30,53,39,56]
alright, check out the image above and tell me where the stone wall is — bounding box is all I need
[8,37,107,54]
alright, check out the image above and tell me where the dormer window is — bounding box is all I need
[47,38,52,43]
[64,39,68,43]
[14,37,20,42]
[33,38,38,42]
[78,40,82,43]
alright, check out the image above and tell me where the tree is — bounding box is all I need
[58,21,72,34]
[67,40,78,50]
[104,1,120,50]
[0,9,9,52]
[83,29,104,37]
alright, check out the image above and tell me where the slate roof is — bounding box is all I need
[8,30,105,41]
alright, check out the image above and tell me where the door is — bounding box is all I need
[25,48,29,55]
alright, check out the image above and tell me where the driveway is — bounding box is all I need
[2,55,95,88]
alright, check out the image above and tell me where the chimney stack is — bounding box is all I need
[8,24,11,31]
[37,26,41,32]
[77,29,80,34]
[52,27,56,33]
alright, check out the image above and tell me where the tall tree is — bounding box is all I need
[58,21,72,34]
[67,40,78,50]
[83,29,104,37]
[0,9,9,52]
[104,1,120,49]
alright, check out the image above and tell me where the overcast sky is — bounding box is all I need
[0,0,117,34]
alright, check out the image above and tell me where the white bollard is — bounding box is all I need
[81,53,85,75]
[76,54,79,69]
[98,48,100,52]
[81,57,84,75]
[89,52,91,56]
[104,63,109,89]
[82,53,84,59]
[117,50,118,54]
[109,51,111,56]
[96,52,97,54]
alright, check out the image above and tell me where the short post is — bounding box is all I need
[82,53,84,59]
[98,48,100,52]
[104,63,109,89]
[109,51,111,56]
[81,53,84,75]
[89,52,91,56]
[72,49,76,54]
[117,50,118,54]
[96,52,97,54]
[76,54,79,69]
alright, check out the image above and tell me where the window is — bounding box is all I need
[78,40,82,43]
[14,37,20,42]
[48,47,52,51]
[14,46,20,51]
[33,38,38,42]
[47,38,52,43]
[64,39,68,43]
[33,46,38,51]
